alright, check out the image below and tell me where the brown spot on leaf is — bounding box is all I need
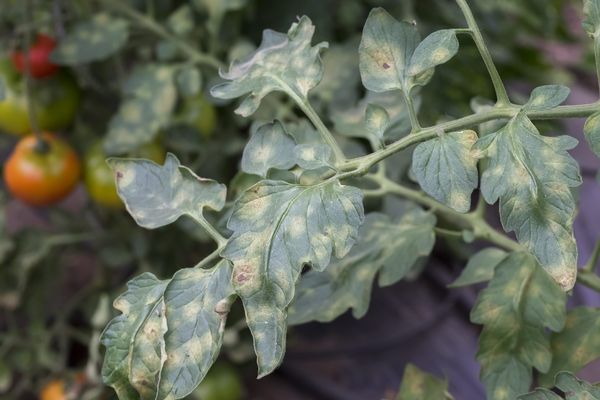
[233,264,254,284]
[116,171,123,179]
[382,62,390,69]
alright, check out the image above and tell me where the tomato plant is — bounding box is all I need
[3,0,600,399]
[3,132,80,206]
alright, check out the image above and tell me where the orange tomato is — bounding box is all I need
[40,379,66,400]
[3,132,81,206]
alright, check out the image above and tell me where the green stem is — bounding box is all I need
[194,246,223,269]
[403,90,421,132]
[373,175,523,253]
[194,215,228,247]
[103,0,224,70]
[578,270,600,292]
[455,0,511,105]
[340,102,600,173]
[583,239,600,273]
[595,38,600,96]
[434,227,464,239]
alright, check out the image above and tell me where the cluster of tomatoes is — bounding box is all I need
[1,34,216,209]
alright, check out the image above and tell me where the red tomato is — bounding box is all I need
[11,34,58,79]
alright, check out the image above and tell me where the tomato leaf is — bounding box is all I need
[473,114,581,290]
[584,111,600,159]
[520,372,600,399]
[104,65,177,154]
[211,16,327,116]
[448,248,507,288]
[293,143,333,171]
[359,8,458,94]
[412,130,479,213]
[471,252,567,400]
[101,261,234,400]
[157,261,234,399]
[364,103,391,140]
[289,209,435,325]
[51,13,129,64]
[540,307,600,386]
[583,0,600,39]
[108,153,226,229]
[523,85,570,111]
[222,180,364,376]
[241,120,297,177]
[100,273,168,400]
[396,364,453,400]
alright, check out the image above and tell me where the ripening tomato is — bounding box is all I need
[39,373,86,400]
[11,34,58,79]
[84,140,165,208]
[3,133,81,206]
[192,362,243,400]
[0,59,80,136]
[40,379,66,400]
[179,94,217,138]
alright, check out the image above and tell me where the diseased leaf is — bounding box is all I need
[241,121,296,177]
[222,180,364,376]
[108,153,226,229]
[211,16,327,116]
[51,13,129,64]
[448,248,507,288]
[364,103,390,140]
[541,307,600,385]
[396,364,452,400]
[520,372,600,399]
[471,252,567,400]
[100,273,168,400]
[294,143,333,170]
[555,372,600,398]
[129,299,167,399]
[523,85,570,111]
[359,8,458,93]
[105,65,177,154]
[584,111,600,158]
[412,130,479,213]
[157,261,234,399]
[289,209,435,325]
[101,261,234,400]
[474,114,581,290]
[583,0,600,39]
[407,29,460,77]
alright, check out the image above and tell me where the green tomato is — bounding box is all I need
[84,140,165,208]
[0,58,80,136]
[192,362,243,400]
[179,94,217,138]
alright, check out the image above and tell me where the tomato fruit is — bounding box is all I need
[84,140,165,208]
[11,34,58,79]
[3,132,81,206]
[192,362,243,400]
[179,94,217,138]
[40,379,66,400]
[0,59,80,136]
